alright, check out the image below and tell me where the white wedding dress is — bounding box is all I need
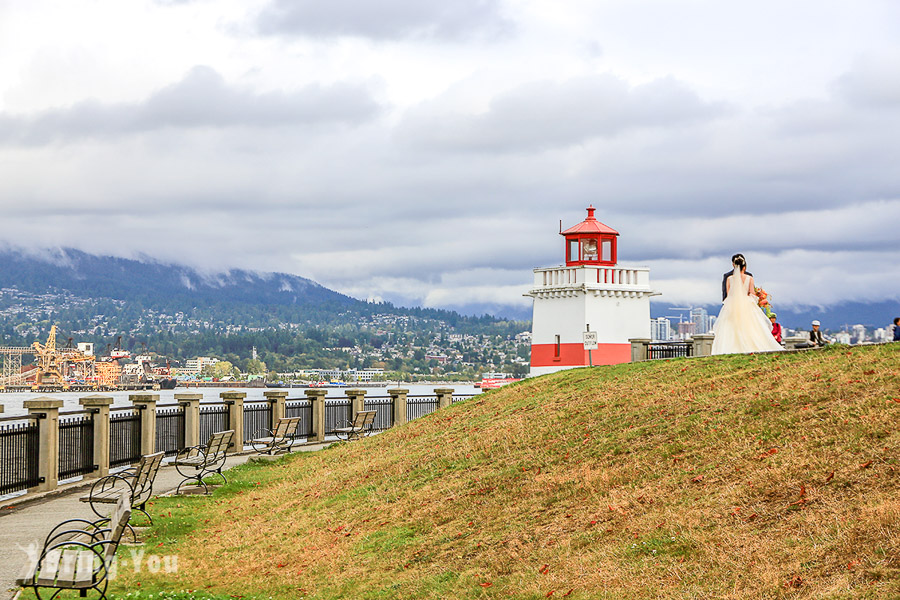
[711,269,784,355]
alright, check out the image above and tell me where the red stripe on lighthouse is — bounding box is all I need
[530,343,630,367]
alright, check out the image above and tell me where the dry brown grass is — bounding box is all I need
[110,344,900,599]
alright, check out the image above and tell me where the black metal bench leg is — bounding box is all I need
[135,501,153,525]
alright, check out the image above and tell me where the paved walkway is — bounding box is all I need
[0,444,329,599]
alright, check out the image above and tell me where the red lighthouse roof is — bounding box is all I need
[560,206,619,266]
[560,205,619,236]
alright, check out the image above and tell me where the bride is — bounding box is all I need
[711,256,783,355]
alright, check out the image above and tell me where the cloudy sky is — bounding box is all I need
[1,0,899,316]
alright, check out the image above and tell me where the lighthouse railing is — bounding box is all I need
[534,266,650,289]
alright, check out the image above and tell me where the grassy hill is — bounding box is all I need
[108,344,898,599]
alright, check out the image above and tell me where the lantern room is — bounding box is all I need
[562,205,618,267]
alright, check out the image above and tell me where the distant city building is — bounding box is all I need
[833,332,852,345]
[183,356,219,375]
[851,324,867,344]
[677,321,696,338]
[690,307,713,334]
[873,327,891,343]
[650,317,671,341]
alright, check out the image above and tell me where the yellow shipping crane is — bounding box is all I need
[31,325,95,387]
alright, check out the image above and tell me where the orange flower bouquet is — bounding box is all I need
[754,286,774,317]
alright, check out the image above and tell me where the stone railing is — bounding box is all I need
[630,333,811,361]
[0,387,469,499]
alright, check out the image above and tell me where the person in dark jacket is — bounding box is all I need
[809,320,828,347]
[893,317,900,342]
[722,253,752,301]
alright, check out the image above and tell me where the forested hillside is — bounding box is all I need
[0,248,530,378]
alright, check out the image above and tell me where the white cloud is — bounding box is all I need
[0,0,899,318]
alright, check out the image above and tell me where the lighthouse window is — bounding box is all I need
[582,238,598,261]
[601,239,612,262]
[568,239,578,262]
[554,335,561,357]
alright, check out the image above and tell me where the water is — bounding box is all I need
[0,383,481,418]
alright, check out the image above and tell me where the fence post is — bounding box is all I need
[389,388,409,427]
[263,390,288,427]
[79,395,113,479]
[691,334,715,357]
[434,387,454,410]
[220,391,246,450]
[629,338,650,362]
[24,397,63,493]
[304,389,327,443]
[175,393,203,449]
[130,393,159,456]
[345,388,367,420]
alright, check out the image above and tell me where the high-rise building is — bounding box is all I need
[650,317,671,341]
[690,307,712,334]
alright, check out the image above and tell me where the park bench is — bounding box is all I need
[250,416,303,454]
[17,490,131,600]
[80,450,164,526]
[333,410,377,442]
[172,429,234,494]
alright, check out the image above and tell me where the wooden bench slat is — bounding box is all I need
[73,550,95,586]
[56,549,79,585]
[36,549,63,586]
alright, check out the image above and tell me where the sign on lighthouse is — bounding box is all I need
[526,206,655,376]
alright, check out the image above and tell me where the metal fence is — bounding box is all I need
[109,408,141,468]
[452,394,475,404]
[0,416,41,494]
[324,399,352,435]
[285,400,313,438]
[363,397,394,430]
[58,411,95,480]
[156,405,186,457]
[407,396,440,421]
[648,342,693,359]
[200,404,230,444]
[243,402,273,444]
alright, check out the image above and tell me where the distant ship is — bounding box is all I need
[479,372,521,390]
[157,378,177,390]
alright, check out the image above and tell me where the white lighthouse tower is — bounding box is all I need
[526,206,655,376]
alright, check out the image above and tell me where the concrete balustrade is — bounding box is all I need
[344,388,367,420]
[264,390,288,426]
[8,386,465,499]
[434,388,454,409]
[130,393,159,456]
[220,391,246,449]
[691,334,715,357]
[389,388,409,427]
[175,393,203,448]
[24,397,63,493]
[304,389,328,443]
[629,338,651,362]
[79,395,114,478]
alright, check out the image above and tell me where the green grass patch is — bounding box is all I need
[95,344,900,600]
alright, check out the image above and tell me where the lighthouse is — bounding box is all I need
[526,206,655,376]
